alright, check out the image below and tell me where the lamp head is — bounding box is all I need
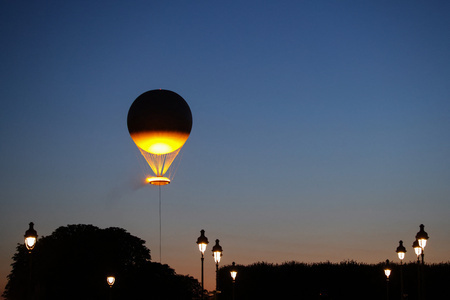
[384,259,391,279]
[396,240,406,260]
[24,222,38,251]
[230,262,237,281]
[212,239,223,264]
[196,229,209,254]
[415,224,429,249]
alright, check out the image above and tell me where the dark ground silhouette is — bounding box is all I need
[5,224,449,300]
[217,260,450,300]
[3,224,201,300]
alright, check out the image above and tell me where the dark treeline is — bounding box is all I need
[3,224,201,300]
[218,260,450,300]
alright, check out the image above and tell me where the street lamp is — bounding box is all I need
[412,239,422,263]
[384,260,391,279]
[230,262,237,300]
[24,222,38,300]
[396,240,406,300]
[107,276,115,287]
[196,230,209,299]
[212,239,223,298]
[230,262,237,282]
[107,276,115,300]
[415,224,428,300]
[415,224,429,265]
[412,239,423,300]
[384,259,391,300]
[212,239,223,265]
[396,240,406,261]
[24,222,38,252]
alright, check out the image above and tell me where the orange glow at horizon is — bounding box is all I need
[131,131,190,154]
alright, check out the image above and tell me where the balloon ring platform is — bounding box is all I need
[146,176,171,185]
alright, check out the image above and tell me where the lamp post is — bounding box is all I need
[24,222,37,300]
[230,262,237,300]
[396,240,406,300]
[413,239,422,300]
[412,240,422,263]
[212,239,223,299]
[106,276,115,300]
[415,224,429,265]
[196,230,209,300]
[384,259,391,300]
[415,224,429,300]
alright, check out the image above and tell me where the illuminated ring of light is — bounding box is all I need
[146,176,171,185]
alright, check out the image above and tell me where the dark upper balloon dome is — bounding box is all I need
[127,89,192,154]
[127,89,192,134]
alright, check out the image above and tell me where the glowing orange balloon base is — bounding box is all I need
[146,176,171,186]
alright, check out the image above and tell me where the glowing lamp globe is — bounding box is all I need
[25,237,36,251]
[230,262,237,281]
[384,259,391,280]
[412,240,422,256]
[107,276,115,287]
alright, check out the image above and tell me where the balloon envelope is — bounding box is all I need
[127,90,193,155]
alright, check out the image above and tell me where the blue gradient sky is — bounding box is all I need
[1,0,449,293]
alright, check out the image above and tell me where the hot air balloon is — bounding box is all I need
[127,89,192,185]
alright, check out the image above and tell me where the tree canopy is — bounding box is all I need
[3,224,201,300]
[217,260,450,300]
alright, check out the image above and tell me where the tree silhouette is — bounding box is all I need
[217,260,450,300]
[3,224,201,300]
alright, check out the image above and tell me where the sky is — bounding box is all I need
[1,0,449,294]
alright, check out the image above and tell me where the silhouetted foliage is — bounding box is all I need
[3,224,201,300]
[217,260,450,300]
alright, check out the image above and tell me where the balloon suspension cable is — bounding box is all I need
[159,185,162,263]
